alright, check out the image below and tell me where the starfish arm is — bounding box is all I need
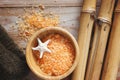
[37,38,42,45]
[45,47,51,53]
[32,47,39,51]
[40,51,44,58]
[44,39,51,46]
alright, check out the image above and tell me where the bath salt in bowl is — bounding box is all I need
[26,27,79,80]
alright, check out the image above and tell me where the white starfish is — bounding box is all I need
[32,38,51,58]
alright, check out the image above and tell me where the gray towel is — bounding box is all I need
[0,25,29,80]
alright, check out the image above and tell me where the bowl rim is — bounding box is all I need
[26,27,79,80]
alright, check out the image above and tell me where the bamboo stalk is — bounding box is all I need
[85,23,101,80]
[71,0,96,80]
[101,0,120,80]
[85,0,115,80]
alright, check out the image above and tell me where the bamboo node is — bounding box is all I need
[82,8,95,14]
[97,17,111,25]
[115,9,120,13]
[82,9,96,20]
[91,12,96,20]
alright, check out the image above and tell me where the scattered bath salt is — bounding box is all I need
[39,4,45,10]
[15,8,59,41]
[33,33,75,76]
[25,12,59,28]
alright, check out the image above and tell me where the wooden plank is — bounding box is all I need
[0,0,101,7]
[0,7,80,50]
[0,7,81,16]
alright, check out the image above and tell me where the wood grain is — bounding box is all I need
[0,7,80,50]
[0,0,101,7]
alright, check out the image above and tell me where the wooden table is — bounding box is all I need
[0,0,119,80]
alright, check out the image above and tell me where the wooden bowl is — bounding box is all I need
[26,27,79,80]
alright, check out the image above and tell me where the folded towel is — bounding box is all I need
[0,25,25,61]
[0,43,29,80]
[0,25,29,80]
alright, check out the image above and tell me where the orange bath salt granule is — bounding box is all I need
[17,11,59,41]
[34,33,75,76]
[25,13,59,28]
